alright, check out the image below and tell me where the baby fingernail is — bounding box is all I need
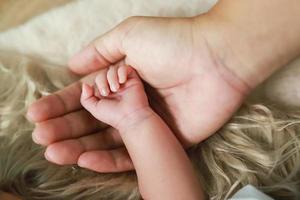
[81,83,89,98]
[101,88,109,96]
[111,85,119,92]
[119,76,125,84]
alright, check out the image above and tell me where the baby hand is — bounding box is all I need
[80,65,151,131]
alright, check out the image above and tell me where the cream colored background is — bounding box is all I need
[0,0,72,31]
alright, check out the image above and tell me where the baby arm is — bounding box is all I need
[80,65,204,200]
[118,108,204,200]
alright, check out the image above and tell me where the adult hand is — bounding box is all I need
[28,15,246,172]
[27,0,300,173]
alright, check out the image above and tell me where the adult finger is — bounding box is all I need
[27,72,98,123]
[44,127,123,165]
[68,17,140,75]
[32,109,106,146]
[78,148,134,173]
[26,82,82,122]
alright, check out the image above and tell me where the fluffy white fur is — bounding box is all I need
[0,52,299,199]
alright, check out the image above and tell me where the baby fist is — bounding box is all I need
[80,66,150,130]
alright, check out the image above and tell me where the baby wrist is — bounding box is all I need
[116,106,155,134]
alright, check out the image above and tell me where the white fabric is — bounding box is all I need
[230,185,274,200]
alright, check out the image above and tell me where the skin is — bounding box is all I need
[81,66,204,199]
[27,0,300,173]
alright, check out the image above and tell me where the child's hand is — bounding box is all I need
[80,65,152,131]
[81,65,204,200]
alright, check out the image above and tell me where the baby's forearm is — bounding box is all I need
[118,108,204,200]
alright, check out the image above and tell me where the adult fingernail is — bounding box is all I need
[44,150,54,162]
[32,131,40,144]
[26,106,36,122]
[78,159,87,168]
[26,111,32,121]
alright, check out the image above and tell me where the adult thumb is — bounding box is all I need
[68,17,139,75]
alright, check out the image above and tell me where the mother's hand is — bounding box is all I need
[27,15,249,172]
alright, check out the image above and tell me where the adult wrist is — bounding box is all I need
[195,0,300,89]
